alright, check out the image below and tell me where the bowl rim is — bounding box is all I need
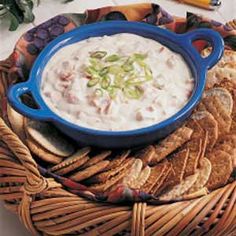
[9,21,224,137]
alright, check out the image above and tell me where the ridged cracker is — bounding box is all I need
[26,138,63,164]
[187,157,212,193]
[103,150,130,171]
[50,147,91,172]
[25,119,75,157]
[165,148,189,187]
[81,150,111,169]
[152,163,173,196]
[205,87,233,115]
[202,96,232,136]
[53,156,89,175]
[130,165,151,189]
[186,118,205,140]
[184,138,202,177]
[206,150,233,190]
[89,159,135,192]
[134,145,156,166]
[152,127,193,165]
[158,172,199,201]
[86,158,134,184]
[192,111,218,150]
[70,160,110,182]
[122,159,143,186]
[141,161,168,193]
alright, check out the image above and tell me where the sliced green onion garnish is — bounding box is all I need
[124,86,144,99]
[122,63,134,72]
[133,53,148,60]
[107,86,117,99]
[99,67,109,76]
[105,54,120,62]
[101,75,111,89]
[109,65,122,74]
[95,88,103,97]
[90,51,107,59]
[87,77,100,87]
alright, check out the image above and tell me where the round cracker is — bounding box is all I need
[205,87,233,114]
[7,103,26,140]
[70,160,110,182]
[159,172,199,201]
[50,147,91,172]
[192,111,218,150]
[206,150,233,190]
[26,139,63,164]
[25,119,75,157]
[187,157,212,193]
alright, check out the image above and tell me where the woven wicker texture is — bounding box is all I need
[0,55,235,235]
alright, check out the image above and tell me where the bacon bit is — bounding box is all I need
[64,91,78,104]
[136,111,143,121]
[104,100,112,114]
[44,92,51,98]
[159,47,165,53]
[60,72,75,81]
[166,58,174,68]
[146,106,154,112]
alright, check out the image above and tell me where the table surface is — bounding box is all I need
[0,0,235,235]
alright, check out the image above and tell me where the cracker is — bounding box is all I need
[187,157,212,193]
[199,131,209,163]
[202,96,232,136]
[152,163,173,196]
[192,111,218,150]
[7,103,25,140]
[50,147,91,172]
[86,158,134,184]
[89,159,135,192]
[165,148,189,187]
[53,156,89,175]
[134,145,156,166]
[70,160,110,182]
[158,172,199,201]
[25,119,75,157]
[205,87,233,115]
[215,134,236,168]
[206,150,233,190]
[130,166,151,189]
[186,118,205,140]
[122,159,143,186]
[184,138,202,177]
[81,150,111,169]
[26,138,63,164]
[152,127,193,165]
[176,187,208,201]
[141,161,168,193]
[103,150,130,171]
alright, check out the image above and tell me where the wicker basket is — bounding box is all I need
[0,58,235,236]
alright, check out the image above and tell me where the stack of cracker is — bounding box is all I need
[2,49,235,202]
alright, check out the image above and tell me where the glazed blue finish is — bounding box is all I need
[8,21,224,148]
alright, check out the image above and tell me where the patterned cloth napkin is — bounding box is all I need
[6,3,236,203]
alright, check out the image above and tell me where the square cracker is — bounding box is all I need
[141,161,168,193]
[165,148,190,187]
[152,127,193,165]
[184,138,202,177]
[192,111,218,151]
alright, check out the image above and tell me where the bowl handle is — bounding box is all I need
[8,82,53,121]
[176,28,224,70]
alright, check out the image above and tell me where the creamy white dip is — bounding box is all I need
[41,33,194,131]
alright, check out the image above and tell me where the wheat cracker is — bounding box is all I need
[152,127,193,165]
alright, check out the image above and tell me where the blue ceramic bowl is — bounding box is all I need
[8,21,224,148]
